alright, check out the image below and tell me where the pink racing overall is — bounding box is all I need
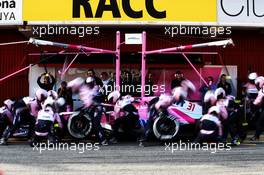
[79,84,107,143]
[1,97,38,143]
[253,88,264,139]
[32,106,62,144]
[195,114,223,143]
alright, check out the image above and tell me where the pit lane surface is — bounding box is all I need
[0,140,264,175]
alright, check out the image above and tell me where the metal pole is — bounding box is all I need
[116,31,121,91]
[145,39,234,55]
[182,53,209,87]
[149,51,219,55]
[61,53,80,75]
[29,38,115,54]
[141,32,146,98]
[0,64,32,82]
[0,40,28,46]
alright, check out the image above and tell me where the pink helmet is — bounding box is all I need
[35,89,48,102]
[79,85,94,108]
[253,88,264,106]
[255,76,264,89]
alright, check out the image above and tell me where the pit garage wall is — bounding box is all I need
[0,29,263,102]
[28,65,237,102]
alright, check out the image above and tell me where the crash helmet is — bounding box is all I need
[204,90,217,104]
[67,77,85,92]
[208,106,220,115]
[158,93,173,107]
[172,87,187,101]
[255,76,264,89]
[47,90,58,100]
[36,89,48,102]
[3,99,14,110]
[86,77,96,89]
[248,72,258,81]
[159,93,171,101]
[86,77,95,84]
[226,95,235,101]
[181,79,196,92]
[56,97,66,107]
[108,91,121,104]
[119,95,135,109]
[43,96,55,108]
[214,87,226,100]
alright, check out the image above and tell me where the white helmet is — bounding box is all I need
[119,95,135,108]
[108,91,121,103]
[159,93,171,101]
[155,94,173,109]
[43,97,55,108]
[3,99,14,110]
[158,94,173,107]
[172,87,187,101]
[204,90,216,104]
[226,95,235,101]
[22,96,34,106]
[56,97,65,107]
[48,90,58,100]
[248,72,258,81]
[214,87,226,99]
[36,89,48,102]
[208,106,220,115]
[68,77,84,92]
[181,79,196,92]
[86,77,95,84]
[255,76,264,88]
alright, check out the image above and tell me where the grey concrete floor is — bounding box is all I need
[0,139,264,175]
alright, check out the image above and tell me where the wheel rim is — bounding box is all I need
[68,114,92,139]
[153,116,179,140]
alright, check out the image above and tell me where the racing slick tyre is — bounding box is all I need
[153,115,180,141]
[67,112,93,139]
